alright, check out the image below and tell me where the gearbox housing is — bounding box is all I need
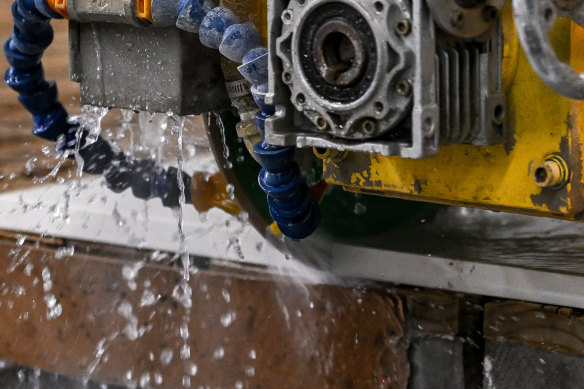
[265,0,506,159]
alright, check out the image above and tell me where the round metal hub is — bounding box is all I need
[312,19,366,86]
[276,0,414,139]
[297,2,377,104]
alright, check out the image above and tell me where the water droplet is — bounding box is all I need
[220,311,236,327]
[160,348,174,366]
[41,267,53,292]
[213,347,225,359]
[44,294,62,320]
[172,281,193,309]
[221,289,231,304]
[139,372,150,387]
[180,322,190,339]
[353,202,367,215]
[180,343,191,360]
[139,289,157,307]
[55,245,75,259]
[245,366,255,377]
[182,375,191,387]
[186,362,198,376]
[117,301,139,341]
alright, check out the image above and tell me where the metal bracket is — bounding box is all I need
[400,0,439,159]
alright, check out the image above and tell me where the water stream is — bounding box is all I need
[0,107,580,388]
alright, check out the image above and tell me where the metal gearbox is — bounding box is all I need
[266,0,506,159]
[275,0,415,141]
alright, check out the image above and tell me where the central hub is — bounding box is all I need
[312,19,366,86]
[276,0,414,140]
[297,2,376,104]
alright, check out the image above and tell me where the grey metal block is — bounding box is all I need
[69,22,231,115]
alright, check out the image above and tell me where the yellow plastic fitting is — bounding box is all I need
[136,0,154,24]
[47,0,71,19]
[270,222,283,237]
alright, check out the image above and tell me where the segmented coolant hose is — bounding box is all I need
[4,0,320,238]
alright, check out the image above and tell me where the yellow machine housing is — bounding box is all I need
[323,8,584,220]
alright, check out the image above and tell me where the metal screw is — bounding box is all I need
[315,115,328,131]
[396,80,412,96]
[534,155,570,188]
[451,11,464,27]
[282,71,292,83]
[361,120,376,135]
[281,10,293,24]
[395,19,411,36]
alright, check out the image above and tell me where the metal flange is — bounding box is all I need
[276,0,415,140]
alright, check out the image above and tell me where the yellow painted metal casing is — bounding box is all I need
[323,6,584,220]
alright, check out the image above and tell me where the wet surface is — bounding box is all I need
[0,238,407,389]
[361,206,584,275]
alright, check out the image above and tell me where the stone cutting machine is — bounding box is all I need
[5,0,584,242]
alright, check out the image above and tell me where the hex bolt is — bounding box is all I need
[315,115,329,131]
[395,19,411,36]
[534,155,570,188]
[396,80,412,96]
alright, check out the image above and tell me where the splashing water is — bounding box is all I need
[70,105,109,146]
[32,152,70,185]
[170,114,190,282]
[68,106,109,196]
[214,113,232,169]
[169,113,197,388]
[138,112,167,161]
[84,334,118,384]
